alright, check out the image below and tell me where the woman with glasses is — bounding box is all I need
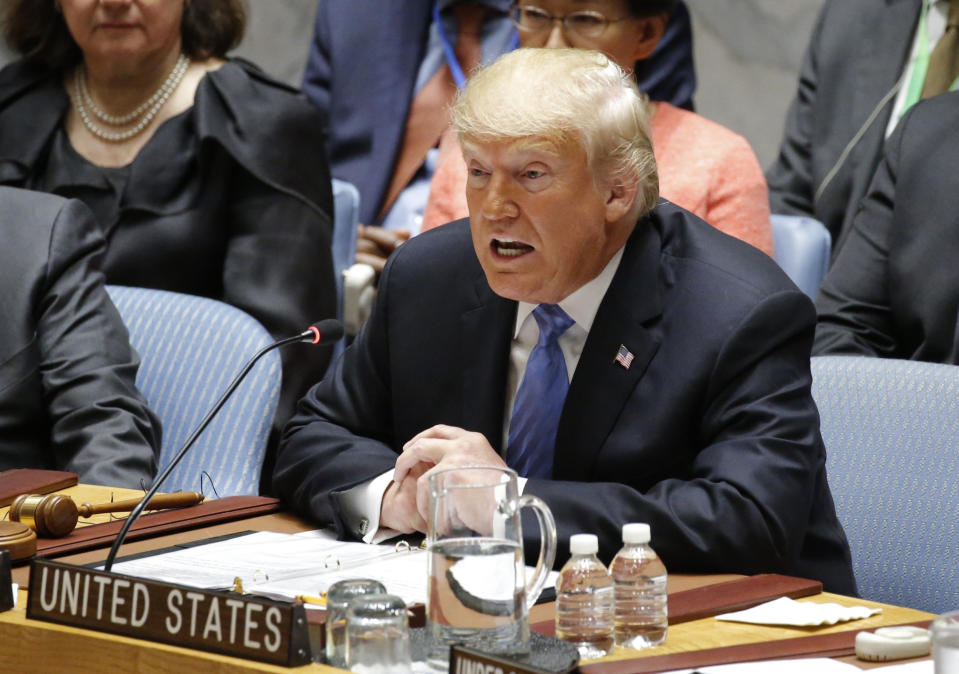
[422,0,773,256]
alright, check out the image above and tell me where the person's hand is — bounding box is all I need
[355,225,410,275]
[394,424,507,529]
[379,461,429,534]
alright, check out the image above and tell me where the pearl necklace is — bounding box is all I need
[71,54,190,143]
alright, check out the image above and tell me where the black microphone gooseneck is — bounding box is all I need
[103,318,344,572]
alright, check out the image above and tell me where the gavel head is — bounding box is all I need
[9,493,78,538]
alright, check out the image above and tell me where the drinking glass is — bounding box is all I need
[325,578,387,667]
[346,593,411,673]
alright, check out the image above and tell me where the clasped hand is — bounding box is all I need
[379,424,506,534]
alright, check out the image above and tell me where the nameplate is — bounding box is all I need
[27,559,311,666]
[449,644,571,674]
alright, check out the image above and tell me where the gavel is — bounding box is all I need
[9,491,205,538]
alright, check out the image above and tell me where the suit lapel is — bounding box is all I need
[553,220,663,480]
[0,67,65,185]
[850,0,922,164]
[460,270,516,453]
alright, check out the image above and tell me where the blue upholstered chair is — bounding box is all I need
[811,355,959,613]
[770,214,831,300]
[106,285,281,496]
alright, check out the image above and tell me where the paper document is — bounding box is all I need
[104,530,555,606]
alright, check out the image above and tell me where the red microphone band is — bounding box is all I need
[308,326,321,344]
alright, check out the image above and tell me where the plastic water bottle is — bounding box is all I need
[610,522,668,649]
[555,533,614,659]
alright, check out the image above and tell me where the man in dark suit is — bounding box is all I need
[301,0,696,266]
[815,91,959,360]
[0,187,160,486]
[767,0,926,254]
[277,48,855,592]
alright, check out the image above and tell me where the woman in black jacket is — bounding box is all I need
[0,0,337,473]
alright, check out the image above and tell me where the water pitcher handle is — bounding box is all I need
[517,494,557,611]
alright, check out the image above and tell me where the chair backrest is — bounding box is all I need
[106,285,281,496]
[332,178,361,319]
[770,214,831,300]
[811,355,959,613]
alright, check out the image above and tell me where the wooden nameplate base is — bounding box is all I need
[31,495,282,560]
[27,559,311,667]
[0,470,77,507]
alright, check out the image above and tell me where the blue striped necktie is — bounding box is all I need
[506,304,575,478]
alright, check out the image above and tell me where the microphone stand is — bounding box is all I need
[103,321,342,572]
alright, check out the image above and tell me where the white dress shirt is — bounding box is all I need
[340,247,626,543]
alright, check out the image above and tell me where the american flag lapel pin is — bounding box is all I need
[614,344,634,370]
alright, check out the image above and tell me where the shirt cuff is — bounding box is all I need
[337,470,400,543]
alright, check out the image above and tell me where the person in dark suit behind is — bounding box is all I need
[814,91,959,361]
[0,187,160,487]
[301,0,696,272]
[765,0,948,255]
[275,48,856,593]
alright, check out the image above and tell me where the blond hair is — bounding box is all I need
[451,48,659,217]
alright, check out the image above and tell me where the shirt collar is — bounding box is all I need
[513,246,626,338]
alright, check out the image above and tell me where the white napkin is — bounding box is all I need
[715,596,881,627]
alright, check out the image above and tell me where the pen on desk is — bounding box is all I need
[296,594,327,606]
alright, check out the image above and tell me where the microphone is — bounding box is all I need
[103,318,344,572]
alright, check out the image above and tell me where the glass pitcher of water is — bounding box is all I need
[426,466,556,668]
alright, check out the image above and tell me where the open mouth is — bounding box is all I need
[492,238,534,258]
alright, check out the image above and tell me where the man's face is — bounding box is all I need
[464,135,632,304]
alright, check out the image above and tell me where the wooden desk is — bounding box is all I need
[0,487,936,673]
[0,578,933,673]
[2,489,337,673]
[577,593,931,672]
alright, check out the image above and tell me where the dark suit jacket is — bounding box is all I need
[815,91,959,360]
[0,187,160,486]
[766,0,921,254]
[302,1,696,225]
[275,204,856,594]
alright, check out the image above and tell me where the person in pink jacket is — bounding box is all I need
[422,0,772,256]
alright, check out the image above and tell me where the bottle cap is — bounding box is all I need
[569,533,598,555]
[622,523,651,544]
